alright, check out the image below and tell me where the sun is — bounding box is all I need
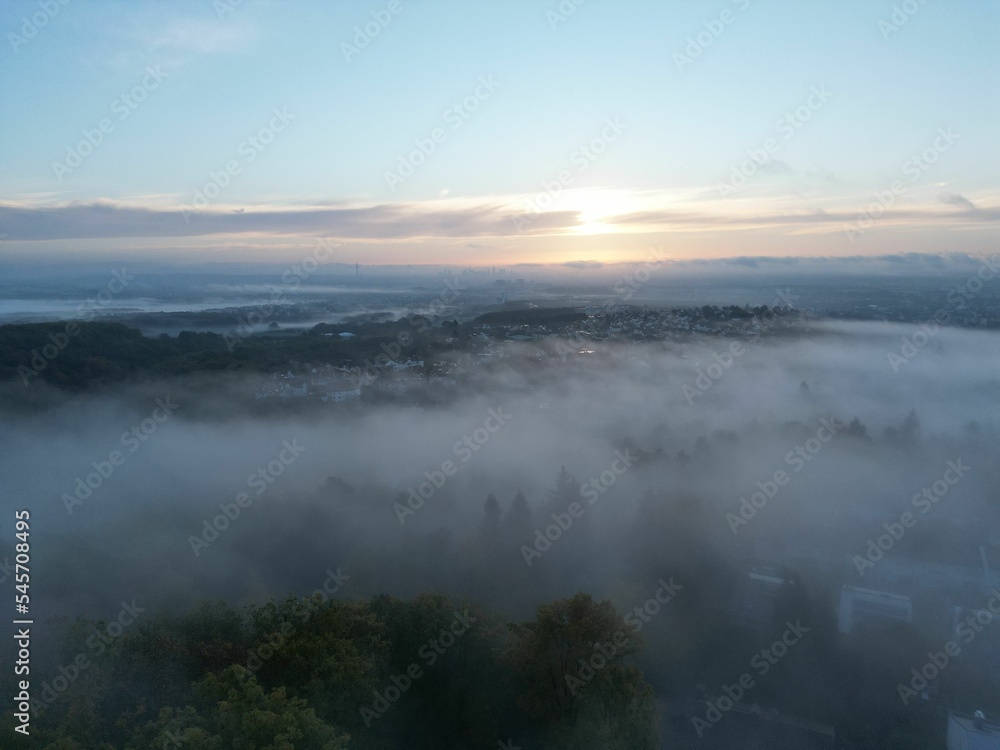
[553,188,657,236]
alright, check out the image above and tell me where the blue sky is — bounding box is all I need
[1,0,997,264]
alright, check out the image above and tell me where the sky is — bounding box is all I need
[0,0,997,266]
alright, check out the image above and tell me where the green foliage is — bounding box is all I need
[27,593,659,749]
[506,593,658,749]
[473,308,587,328]
[247,596,387,727]
[128,667,349,750]
[0,320,433,393]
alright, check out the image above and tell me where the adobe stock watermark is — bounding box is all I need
[673,0,752,71]
[52,66,168,181]
[384,75,501,192]
[520,449,636,566]
[726,417,842,534]
[852,458,970,576]
[843,127,959,244]
[887,254,1000,372]
[692,620,809,737]
[546,0,588,30]
[340,0,405,63]
[717,85,832,197]
[180,106,294,222]
[359,609,477,726]
[511,116,626,233]
[214,0,244,21]
[18,268,134,385]
[62,397,178,514]
[188,439,306,555]
[896,589,1000,705]
[8,0,71,54]
[878,0,928,40]
[394,407,512,524]
[223,237,343,352]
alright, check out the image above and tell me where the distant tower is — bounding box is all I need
[355,262,360,277]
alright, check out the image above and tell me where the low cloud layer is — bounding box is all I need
[2,195,997,244]
[2,320,998,624]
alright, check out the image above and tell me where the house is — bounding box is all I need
[286,381,308,398]
[319,382,361,403]
[388,359,424,372]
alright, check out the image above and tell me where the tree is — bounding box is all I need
[547,466,580,513]
[900,408,920,442]
[482,493,502,548]
[845,417,869,440]
[505,594,657,749]
[246,596,386,729]
[131,665,350,750]
[504,490,533,543]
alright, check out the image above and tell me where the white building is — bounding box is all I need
[388,359,424,372]
[838,586,912,634]
[320,384,361,403]
[947,712,1000,749]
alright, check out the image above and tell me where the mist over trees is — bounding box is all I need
[2,319,999,747]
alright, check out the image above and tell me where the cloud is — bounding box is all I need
[3,193,998,246]
[146,21,257,56]
[938,193,977,212]
[103,15,258,72]
[605,204,1000,232]
[757,159,795,176]
[0,200,582,242]
[6,319,1000,624]
[670,251,999,277]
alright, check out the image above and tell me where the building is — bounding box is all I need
[860,549,1000,596]
[837,586,912,634]
[731,569,787,628]
[319,384,361,403]
[947,711,1000,749]
[388,358,424,372]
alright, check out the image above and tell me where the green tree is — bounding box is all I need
[506,594,657,749]
[131,665,349,750]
